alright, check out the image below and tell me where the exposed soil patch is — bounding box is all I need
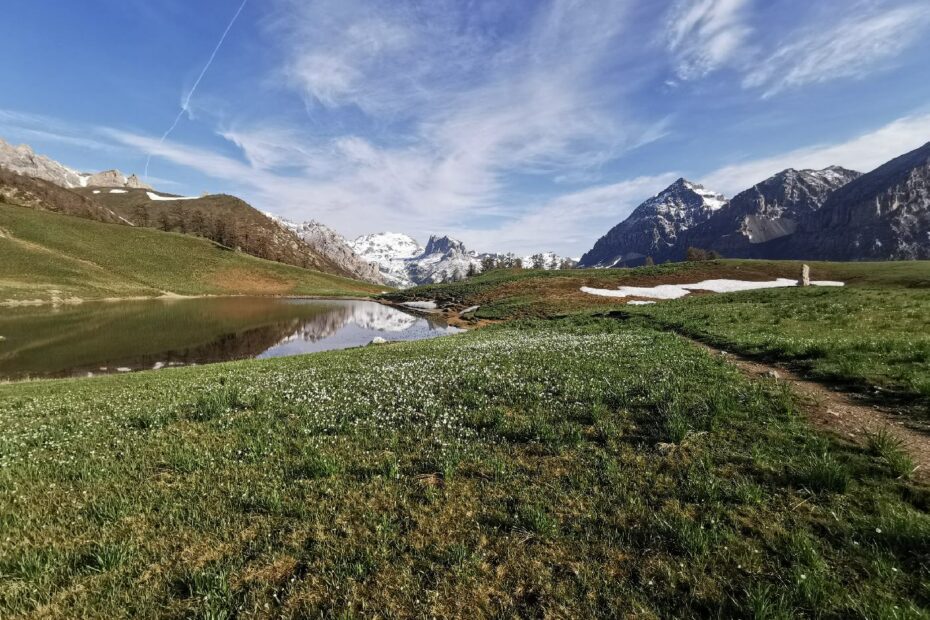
[210,268,292,295]
[691,338,929,480]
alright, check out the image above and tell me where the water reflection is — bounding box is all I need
[0,298,460,380]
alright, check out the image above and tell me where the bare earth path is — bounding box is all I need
[688,338,929,480]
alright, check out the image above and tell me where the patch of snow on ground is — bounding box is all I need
[682,278,798,293]
[92,190,101,194]
[580,285,691,299]
[109,189,128,194]
[146,191,198,201]
[401,301,438,310]
[627,300,656,305]
[581,279,845,300]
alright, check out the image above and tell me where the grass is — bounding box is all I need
[0,202,382,303]
[1,317,928,618]
[384,259,930,320]
[389,260,930,408]
[626,286,930,408]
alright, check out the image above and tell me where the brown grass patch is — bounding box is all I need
[209,267,292,295]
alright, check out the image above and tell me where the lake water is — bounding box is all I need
[0,298,461,380]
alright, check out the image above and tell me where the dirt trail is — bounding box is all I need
[688,338,928,479]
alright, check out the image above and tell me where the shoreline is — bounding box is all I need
[0,291,383,308]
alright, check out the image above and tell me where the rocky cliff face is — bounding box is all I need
[779,142,930,260]
[271,218,384,285]
[0,139,152,190]
[0,139,86,188]
[579,178,727,267]
[675,166,861,260]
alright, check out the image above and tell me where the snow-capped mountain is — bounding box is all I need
[407,235,482,285]
[0,139,151,189]
[579,178,727,267]
[350,233,425,287]
[271,217,384,285]
[352,232,575,288]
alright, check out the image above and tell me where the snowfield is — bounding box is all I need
[581,278,845,300]
[146,191,198,202]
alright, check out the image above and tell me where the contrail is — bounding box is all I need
[145,0,250,179]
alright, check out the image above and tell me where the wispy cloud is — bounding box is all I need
[743,3,930,96]
[701,112,930,194]
[146,0,668,245]
[665,0,752,79]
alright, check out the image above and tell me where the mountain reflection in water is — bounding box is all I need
[0,298,460,380]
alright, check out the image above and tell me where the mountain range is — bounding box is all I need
[350,233,576,288]
[580,142,930,266]
[5,136,929,285]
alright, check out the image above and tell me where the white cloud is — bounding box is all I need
[744,3,930,96]
[665,0,752,79]
[701,112,930,194]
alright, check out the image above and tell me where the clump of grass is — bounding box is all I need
[284,447,341,480]
[188,386,246,422]
[798,452,849,493]
[744,584,793,619]
[516,503,558,539]
[664,412,690,443]
[866,429,916,478]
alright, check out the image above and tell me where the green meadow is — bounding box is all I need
[0,260,928,618]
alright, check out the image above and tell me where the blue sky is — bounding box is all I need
[2,0,930,255]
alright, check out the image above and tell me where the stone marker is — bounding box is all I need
[800,264,811,287]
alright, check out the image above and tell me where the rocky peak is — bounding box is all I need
[422,235,467,257]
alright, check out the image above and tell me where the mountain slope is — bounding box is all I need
[779,142,930,260]
[270,218,384,284]
[351,233,425,287]
[677,166,861,259]
[0,202,382,304]
[73,188,360,278]
[579,178,727,267]
[0,167,128,224]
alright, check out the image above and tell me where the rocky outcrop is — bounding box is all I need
[579,178,727,267]
[84,169,153,190]
[0,138,84,188]
[0,138,152,190]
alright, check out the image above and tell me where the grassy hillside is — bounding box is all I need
[0,202,382,303]
[75,188,357,277]
[1,318,927,617]
[0,167,124,224]
[385,259,930,320]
